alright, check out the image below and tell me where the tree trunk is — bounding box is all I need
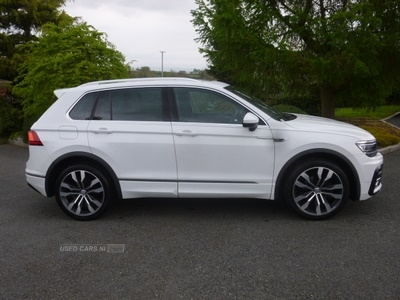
[320,85,335,118]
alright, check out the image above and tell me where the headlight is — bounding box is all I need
[356,140,378,157]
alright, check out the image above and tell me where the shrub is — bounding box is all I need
[0,98,23,138]
[268,93,320,116]
[272,104,308,114]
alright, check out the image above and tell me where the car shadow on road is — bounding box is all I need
[106,197,297,222]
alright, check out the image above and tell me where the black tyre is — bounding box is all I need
[283,159,349,220]
[55,164,112,220]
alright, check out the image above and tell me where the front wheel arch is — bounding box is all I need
[275,150,360,203]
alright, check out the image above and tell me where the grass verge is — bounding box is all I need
[336,105,400,119]
[337,118,400,148]
[336,106,400,148]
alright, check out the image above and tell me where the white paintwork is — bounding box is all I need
[87,120,177,182]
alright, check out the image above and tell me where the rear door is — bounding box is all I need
[87,87,177,198]
[171,87,275,199]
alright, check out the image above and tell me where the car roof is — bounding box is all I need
[54,77,230,99]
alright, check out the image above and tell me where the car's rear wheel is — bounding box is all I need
[283,159,349,220]
[55,164,112,220]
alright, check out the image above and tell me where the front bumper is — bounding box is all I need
[368,164,383,196]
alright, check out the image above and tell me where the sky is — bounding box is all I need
[62,0,208,72]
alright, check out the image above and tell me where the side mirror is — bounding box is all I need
[242,112,259,131]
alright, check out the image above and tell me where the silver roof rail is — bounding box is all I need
[79,77,200,87]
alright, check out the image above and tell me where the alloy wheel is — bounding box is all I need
[59,170,105,217]
[292,166,344,217]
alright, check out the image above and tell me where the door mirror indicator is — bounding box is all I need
[242,112,259,131]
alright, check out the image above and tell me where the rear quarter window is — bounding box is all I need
[69,92,97,120]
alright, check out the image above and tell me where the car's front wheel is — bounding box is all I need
[55,164,112,220]
[283,159,349,220]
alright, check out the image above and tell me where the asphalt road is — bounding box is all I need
[0,144,399,299]
[386,112,400,128]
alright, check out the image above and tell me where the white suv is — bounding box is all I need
[26,78,383,220]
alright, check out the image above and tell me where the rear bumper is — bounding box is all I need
[26,173,47,197]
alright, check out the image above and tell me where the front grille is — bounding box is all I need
[369,164,383,196]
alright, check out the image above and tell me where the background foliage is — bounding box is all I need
[12,19,129,132]
[192,0,400,117]
[0,95,22,138]
[0,0,69,80]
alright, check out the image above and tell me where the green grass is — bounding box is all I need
[336,105,400,119]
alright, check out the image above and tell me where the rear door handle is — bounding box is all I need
[175,130,198,137]
[92,128,113,134]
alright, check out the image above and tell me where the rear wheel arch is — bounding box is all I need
[45,152,121,199]
[275,149,360,202]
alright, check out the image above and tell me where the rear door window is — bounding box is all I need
[111,88,164,121]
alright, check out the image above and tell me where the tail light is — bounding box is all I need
[28,131,43,146]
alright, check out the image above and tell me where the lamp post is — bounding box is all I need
[160,51,166,77]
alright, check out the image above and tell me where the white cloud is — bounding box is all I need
[62,0,207,71]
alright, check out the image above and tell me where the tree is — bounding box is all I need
[13,19,129,126]
[192,0,400,117]
[0,0,70,80]
[131,66,155,78]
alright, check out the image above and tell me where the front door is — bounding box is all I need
[171,87,275,199]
